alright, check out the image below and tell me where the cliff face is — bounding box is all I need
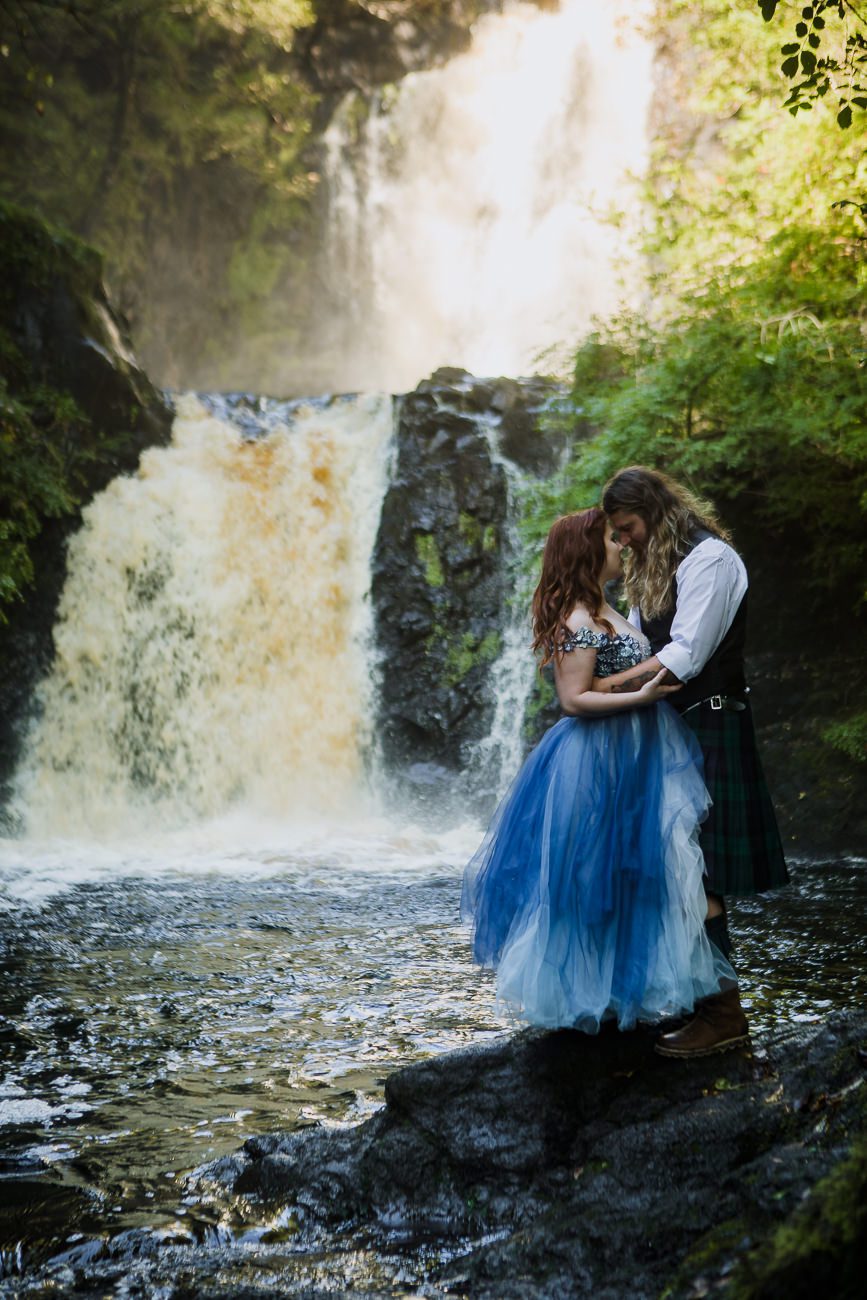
[0,203,173,803]
[371,368,561,809]
[297,0,504,98]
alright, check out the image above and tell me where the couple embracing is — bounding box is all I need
[462,466,788,1058]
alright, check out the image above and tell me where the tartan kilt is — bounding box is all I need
[679,700,789,897]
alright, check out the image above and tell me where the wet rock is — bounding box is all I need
[371,368,562,793]
[298,3,552,100]
[195,1012,867,1299]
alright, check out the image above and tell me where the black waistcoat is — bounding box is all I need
[639,529,748,713]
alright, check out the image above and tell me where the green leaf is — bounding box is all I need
[814,15,825,28]
[801,5,814,17]
[808,33,820,48]
[837,104,853,127]
[796,21,808,36]
[781,43,800,54]
[759,0,778,20]
[800,50,817,73]
[782,55,800,76]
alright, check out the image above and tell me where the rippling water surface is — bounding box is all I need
[0,827,864,1293]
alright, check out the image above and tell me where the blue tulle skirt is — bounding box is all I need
[461,704,733,1032]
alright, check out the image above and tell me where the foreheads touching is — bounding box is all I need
[601,466,677,549]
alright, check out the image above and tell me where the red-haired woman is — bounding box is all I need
[461,508,733,1032]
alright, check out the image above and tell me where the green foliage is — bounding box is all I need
[0,373,87,620]
[0,201,135,618]
[758,1,867,128]
[0,0,317,386]
[530,301,867,599]
[822,712,867,761]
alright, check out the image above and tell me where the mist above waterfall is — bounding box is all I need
[318,0,653,393]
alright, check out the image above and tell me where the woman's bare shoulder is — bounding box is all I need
[563,605,607,635]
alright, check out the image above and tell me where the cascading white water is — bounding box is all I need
[321,0,653,392]
[11,394,394,838]
[465,419,540,799]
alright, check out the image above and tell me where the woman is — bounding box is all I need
[461,508,733,1032]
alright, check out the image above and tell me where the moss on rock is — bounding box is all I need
[415,532,445,587]
[728,1134,867,1300]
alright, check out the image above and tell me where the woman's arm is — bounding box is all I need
[591,654,679,695]
[556,645,682,716]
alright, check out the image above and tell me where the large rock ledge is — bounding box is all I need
[193,1012,867,1298]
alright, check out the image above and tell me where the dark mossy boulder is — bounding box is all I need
[371,368,560,799]
[189,1012,867,1300]
[0,202,172,803]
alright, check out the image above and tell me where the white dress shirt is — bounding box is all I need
[627,539,748,684]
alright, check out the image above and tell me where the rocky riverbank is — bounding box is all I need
[194,1012,867,1298]
[17,1011,864,1298]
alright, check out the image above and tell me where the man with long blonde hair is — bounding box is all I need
[598,466,788,1057]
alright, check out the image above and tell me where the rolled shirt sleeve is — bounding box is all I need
[655,540,748,683]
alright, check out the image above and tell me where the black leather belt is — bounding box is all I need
[682,693,748,715]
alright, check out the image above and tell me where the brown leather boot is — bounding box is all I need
[654,987,749,1058]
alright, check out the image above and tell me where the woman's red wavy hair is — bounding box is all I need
[531,508,613,668]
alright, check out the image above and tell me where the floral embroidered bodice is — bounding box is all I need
[558,627,651,678]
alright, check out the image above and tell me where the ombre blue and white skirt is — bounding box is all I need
[461,703,734,1032]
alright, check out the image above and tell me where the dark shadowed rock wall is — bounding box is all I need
[371,367,561,806]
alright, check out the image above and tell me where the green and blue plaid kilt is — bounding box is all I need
[680,700,789,897]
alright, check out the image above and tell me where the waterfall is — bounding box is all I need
[320,0,653,392]
[12,394,394,838]
[6,0,656,845]
[467,422,539,802]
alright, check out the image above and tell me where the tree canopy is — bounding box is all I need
[0,0,318,386]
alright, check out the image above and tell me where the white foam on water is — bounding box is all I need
[0,810,483,910]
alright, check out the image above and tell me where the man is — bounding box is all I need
[597,466,788,1057]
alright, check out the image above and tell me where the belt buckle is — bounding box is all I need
[710,695,723,711]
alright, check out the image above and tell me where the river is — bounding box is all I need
[1,834,864,1293]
